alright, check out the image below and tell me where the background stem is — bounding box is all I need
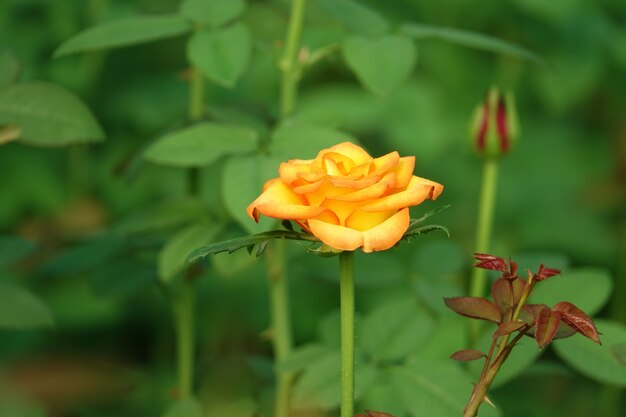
[469,159,499,342]
[268,1,308,415]
[280,0,306,117]
[339,251,355,417]
[176,283,195,399]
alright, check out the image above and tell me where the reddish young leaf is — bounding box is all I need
[493,320,526,337]
[535,307,562,348]
[474,253,507,271]
[553,301,601,344]
[444,297,502,323]
[491,278,511,315]
[504,257,519,280]
[535,264,560,281]
[450,349,487,361]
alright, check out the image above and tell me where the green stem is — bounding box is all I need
[280,0,307,117]
[266,2,308,416]
[469,159,499,342]
[339,251,355,417]
[176,282,195,398]
[470,159,499,297]
[266,240,294,417]
[173,44,205,400]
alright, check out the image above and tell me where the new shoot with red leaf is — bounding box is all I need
[445,253,601,417]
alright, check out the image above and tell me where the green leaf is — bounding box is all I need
[0,49,20,87]
[277,344,332,373]
[343,35,417,96]
[401,224,449,242]
[187,23,252,88]
[0,282,54,329]
[89,259,156,298]
[180,0,246,29]
[0,82,104,147]
[55,15,192,57]
[391,360,500,417]
[401,22,546,67]
[186,229,318,265]
[159,223,222,283]
[114,199,207,234]
[360,298,435,361]
[144,122,258,167]
[553,319,626,387]
[0,235,36,267]
[40,235,125,277]
[529,268,612,316]
[163,397,203,417]
[270,122,358,160]
[293,350,377,409]
[318,0,390,37]
[222,154,282,234]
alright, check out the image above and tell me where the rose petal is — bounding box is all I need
[361,208,410,253]
[308,219,363,251]
[392,156,415,188]
[345,209,396,231]
[369,151,400,176]
[318,142,372,165]
[247,180,326,222]
[330,173,396,202]
[358,176,442,212]
[279,161,314,185]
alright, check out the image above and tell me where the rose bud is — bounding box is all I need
[469,87,519,159]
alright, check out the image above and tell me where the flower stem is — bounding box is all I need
[469,159,499,341]
[339,251,355,417]
[280,0,306,118]
[266,240,294,417]
[176,282,195,399]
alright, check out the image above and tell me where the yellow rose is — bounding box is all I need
[246,142,443,253]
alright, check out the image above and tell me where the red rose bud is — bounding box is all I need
[469,87,519,159]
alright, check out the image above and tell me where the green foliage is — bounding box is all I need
[390,360,500,417]
[360,298,434,361]
[270,122,358,160]
[530,268,613,315]
[180,0,246,29]
[0,82,104,146]
[187,24,252,88]
[144,122,258,167]
[0,282,54,329]
[318,0,390,36]
[0,235,36,267]
[0,49,19,87]
[553,319,626,387]
[401,23,546,66]
[54,15,192,57]
[162,397,203,417]
[159,223,222,283]
[343,35,417,96]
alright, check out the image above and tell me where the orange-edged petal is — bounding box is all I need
[330,173,396,202]
[361,208,410,253]
[308,219,363,251]
[392,156,415,188]
[246,180,326,222]
[358,176,443,212]
[414,175,444,199]
[279,161,313,185]
[369,151,400,176]
[316,142,372,166]
[345,208,396,231]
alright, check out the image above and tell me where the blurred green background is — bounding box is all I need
[0,0,625,416]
